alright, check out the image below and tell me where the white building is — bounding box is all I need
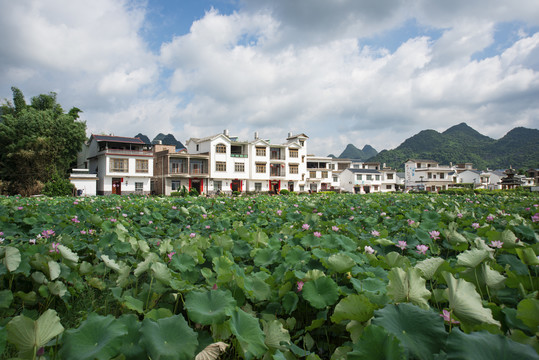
[84,135,154,195]
[185,130,308,194]
[305,156,334,192]
[404,159,456,191]
[69,169,97,196]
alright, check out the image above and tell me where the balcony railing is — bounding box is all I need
[101,149,153,156]
[231,154,248,158]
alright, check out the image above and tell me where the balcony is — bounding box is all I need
[270,164,286,177]
[100,149,153,156]
[270,148,285,160]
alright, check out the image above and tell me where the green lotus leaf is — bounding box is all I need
[151,262,172,285]
[244,275,271,301]
[457,248,490,268]
[140,315,198,360]
[134,252,159,277]
[348,325,405,360]
[446,329,539,360]
[0,289,13,309]
[184,289,236,325]
[253,248,279,267]
[481,263,505,290]
[79,261,93,275]
[331,294,375,324]
[58,244,79,263]
[516,248,539,266]
[387,267,431,310]
[443,272,500,327]
[3,246,21,272]
[48,260,61,281]
[101,254,120,272]
[282,291,299,314]
[500,229,524,248]
[326,253,356,273]
[228,308,268,359]
[61,313,127,360]
[263,320,290,351]
[48,280,67,297]
[372,304,447,360]
[31,271,48,285]
[122,295,144,314]
[7,309,64,359]
[304,269,325,281]
[517,298,539,332]
[415,257,445,280]
[302,276,340,309]
[116,315,144,359]
[375,238,395,246]
[145,308,174,321]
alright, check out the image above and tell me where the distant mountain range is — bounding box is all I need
[364,123,539,170]
[328,144,379,161]
[135,133,185,150]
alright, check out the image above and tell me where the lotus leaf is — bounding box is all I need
[140,314,198,360]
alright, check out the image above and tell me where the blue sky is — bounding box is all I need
[1,0,538,158]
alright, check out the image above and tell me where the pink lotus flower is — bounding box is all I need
[332,226,339,231]
[202,214,207,219]
[440,309,460,324]
[396,240,407,250]
[172,206,177,210]
[50,242,60,253]
[88,229,95,235]
[189,233,196,238]
[532,213,539,223]
[277,210,282,215]
[186,225,191,229]
[317,212,323,216]
[41,229,55,238]
[371,230,380,237]
[457,213,463,218]
[167,252,176,261]
[407,219,415,226]
[296,281,304,292]
[364,246,375,254]
[416,244,429,255]
[80,230,87,235]
[110,218,117,223]
[0,232,3,236]
[71,217,80,223]
[489,240,503,249]
[429,230,440,240]
[313,231,322,238]
[205,225,210,229]
[486,215,494,222]
[212,283,218,290]
[349,216,354,221]
[471,223,480,229]
[302,224,310,230]
[28,238,35,244]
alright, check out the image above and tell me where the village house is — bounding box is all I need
[82,135,154,195]
[404,159,456,191]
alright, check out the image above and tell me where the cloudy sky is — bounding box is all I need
[1,0,538,156]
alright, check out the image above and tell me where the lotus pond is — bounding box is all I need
[0,192,538,359]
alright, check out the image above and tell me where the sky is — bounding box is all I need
[1,0,538,157]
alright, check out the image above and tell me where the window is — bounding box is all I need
[216,144,226,153]
[300,140,305,146]
[300,185,305,191]
[235,163,245,172]
[387,173,394,180]
[255,182,262,191]
[216,161,226,172]
[356,174,362,181]
[386,184,392,190]
[256,147,266,156]
[196,144,199,151]
[373,185,379,191]
[366,175,372,181]
[309,171,316,178]
[256,164,266,173]
[171,180,181,191]
[322,171,328,178]
[289,164,299,174]
[439,173,445,179]
[333,176,338,182]
[136,159,149,173]
[428,172,432,179]
[111,158,128,172]
[135,182,143,193]
[289,149,298,158]
[214,181,222,191]
[375,175,380,181]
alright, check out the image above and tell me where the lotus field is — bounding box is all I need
[1,192,539,359]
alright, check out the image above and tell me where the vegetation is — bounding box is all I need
[0,87,86,196]
[0,192,538,359]
[366,123,539,170]
[335,144,378,161]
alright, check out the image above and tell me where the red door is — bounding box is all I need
[112,178,122,195]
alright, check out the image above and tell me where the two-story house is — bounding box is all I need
[153,144,209,195]
[305,156,333,192]
[85,135,153,195]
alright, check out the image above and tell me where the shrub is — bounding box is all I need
[279,189,290,195]
[189,188,199,196]
[43,175,74,197]
[232,190,241,196]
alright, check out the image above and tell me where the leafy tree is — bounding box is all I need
[0,87,87,195]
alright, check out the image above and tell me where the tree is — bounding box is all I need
[0,87,87,196]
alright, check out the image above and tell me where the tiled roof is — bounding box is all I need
[92,134,145,144]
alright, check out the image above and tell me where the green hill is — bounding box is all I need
[366,123,538,170]
[336,144,378,160]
